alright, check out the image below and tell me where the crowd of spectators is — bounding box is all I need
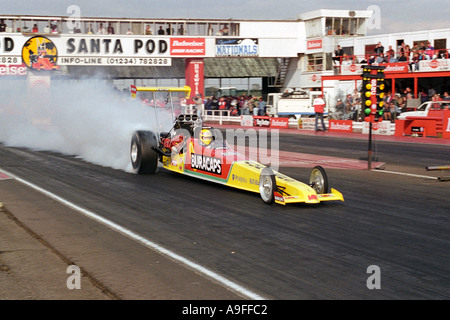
[334,41,450,71]
[0,19,233,37]
[333,85,450,122]
[198,94,267,117]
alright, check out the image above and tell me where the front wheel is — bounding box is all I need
[259,167,276,204]
[309,166,329,194]
[130,131,158,174]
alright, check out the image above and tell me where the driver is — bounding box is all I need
[199,128,213,147]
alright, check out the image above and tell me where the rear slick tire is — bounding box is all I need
[130,131,158,174]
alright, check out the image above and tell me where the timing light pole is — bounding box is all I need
[360,65,386,170]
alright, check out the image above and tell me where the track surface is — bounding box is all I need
[0,131,449,299]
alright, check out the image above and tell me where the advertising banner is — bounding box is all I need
[170,38,206,56]
[185,58,204,102]
[253,116,271,127]
[240,115,253,126]
[307,39,322,50]
[215,38,258,57]
[362,121,392,135]
[419,59,450,72]
[329,120,353,133]
[0,64,27,76]
[270,117,289,128]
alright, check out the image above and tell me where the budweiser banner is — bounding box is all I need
[185,58,204,102]
[329,120,353,133]
[341,62,408,75]
[270,117,289,128]
[0,64,27,76]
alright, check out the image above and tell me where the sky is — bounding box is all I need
[1,0,449,35]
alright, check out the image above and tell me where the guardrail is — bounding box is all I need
[202,110,241,124]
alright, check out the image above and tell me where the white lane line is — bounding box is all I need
[1,168,266,300]
[372,169,439,180]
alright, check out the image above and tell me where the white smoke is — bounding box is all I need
[0,76,162,172]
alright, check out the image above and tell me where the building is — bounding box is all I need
[0,11,449,106]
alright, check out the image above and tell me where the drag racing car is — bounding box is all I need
[129,86,344,205]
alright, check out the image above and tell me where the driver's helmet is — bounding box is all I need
[199,129,213,146]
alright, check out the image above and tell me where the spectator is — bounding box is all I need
[404,45,411,61]
[166,25,174,35]
[218,97,227,110]
[127,28,133,35]
[332,45,344,65]
[425,41,435,59]
[333,98,345,119]
[442,92,450,101]
[0,20,7,32]
[403,87,413,100]
[107,22,115,34]
[222,24,229,36]
[97,23,106,34]
[51,22,59,33]
[253,98,259,116]
[145,25,152,35]
[193,94,203,117]
[374,42,384,56]
[158,26,164,35]
[375,53,387,64]
[178,25,185,35]
[386,45,395,61]
[420,89,429,103]
[258,98,266,116]
[313,95,327,131]
[428,85,436,98]
[382,102,391,121]
[409,52,420,71]
[419,42,427,51]
[389,102,401,122]
[341,54,352,66]
[352,89,360,103]
[398,53,407,62]
[87,23,94,34]
[32,24,38,33]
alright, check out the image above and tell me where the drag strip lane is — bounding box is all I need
[0,139,449,299]
[0,165,265,300]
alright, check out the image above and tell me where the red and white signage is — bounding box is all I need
[307,39,322,50]
[341,62,409,75]
[0,64,27,76]
[253,116,271,127]
[170,38,206,56]
[383,62,409,73]
[270,117,289,128]
[253,116,289,128]
[185,58,204,102]
[329,120,353,133]
[419,59,450,72]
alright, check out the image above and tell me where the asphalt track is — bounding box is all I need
[0,127,449,300]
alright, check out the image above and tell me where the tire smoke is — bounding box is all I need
[0,77,159,172]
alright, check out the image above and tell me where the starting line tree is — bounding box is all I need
[360,65,386,169]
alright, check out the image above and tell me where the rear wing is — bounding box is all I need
[130,85,191,100]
